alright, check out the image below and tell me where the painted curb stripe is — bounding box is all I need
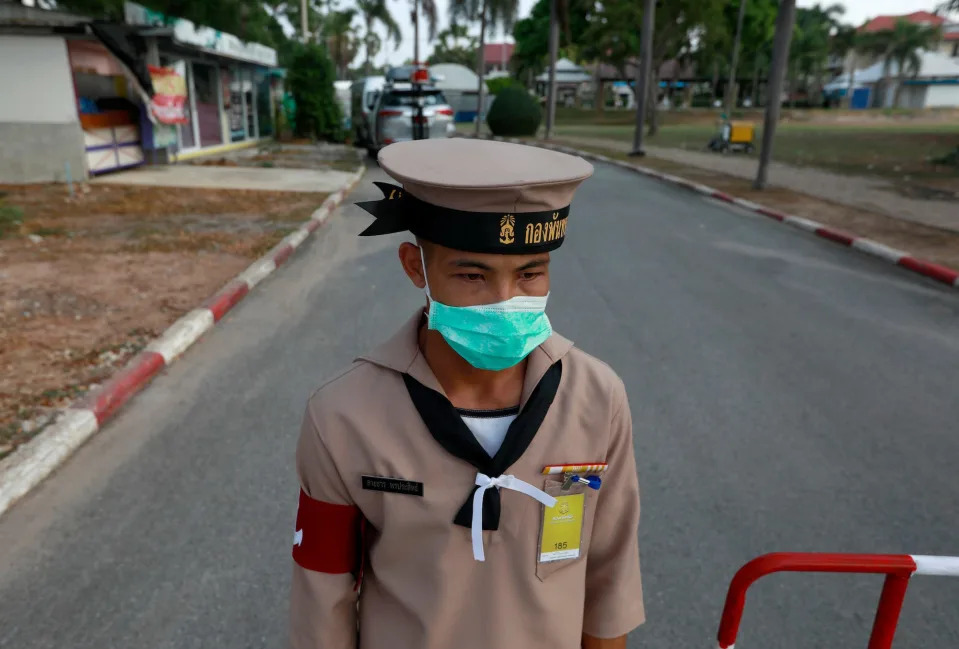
[145,309,215,364]
[272,243,295,268]
[815,227,856,246]
[756,207,787,222]
[851,239,909,264]
[238,258,277,290]
[204,280,250,322]
[84,351,166,423]
[286,228,310,250]
[898,257,959,285]
[910,555,959,577]
[0,409,99,514]
[783,216,823,233]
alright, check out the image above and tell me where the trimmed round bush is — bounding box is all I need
[486,86,542,137]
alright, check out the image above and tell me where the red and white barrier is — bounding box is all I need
[717,552,959,649]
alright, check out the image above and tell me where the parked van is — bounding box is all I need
[350,76,385,148]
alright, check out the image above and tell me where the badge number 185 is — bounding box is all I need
[539,493,584,562]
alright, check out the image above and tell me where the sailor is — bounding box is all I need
[290,138,644,649]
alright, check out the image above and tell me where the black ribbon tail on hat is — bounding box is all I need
[356,182,410,236]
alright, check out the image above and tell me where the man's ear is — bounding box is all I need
[398,241,426,289]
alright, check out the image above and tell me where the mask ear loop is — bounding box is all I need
[419,245,433,307]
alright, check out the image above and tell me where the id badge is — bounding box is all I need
[538,479,586,563]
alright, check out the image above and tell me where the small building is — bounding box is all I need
[825,50,959,109]
[0,1,279,183]
[483,43,514,77]
[535,58,592,107]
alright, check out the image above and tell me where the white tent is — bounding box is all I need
[427,63,491,123]
[535,58,592,84]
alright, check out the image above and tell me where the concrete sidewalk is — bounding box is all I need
[557,135,959,234]
[92,164,356,193]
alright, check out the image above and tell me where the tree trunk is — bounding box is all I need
[711,60,720,102]
[595,79,604,113]
[893,71,905,108]
[544,0,559,138]
[631,0,656,154]
[751,55,761,106]
[755,0,796,190]
[725,0,748,116]
[788,60,797,108]
[844,52,857,108]
[364,17,373,74]
[474,0,488,136]
[646,62,660,136]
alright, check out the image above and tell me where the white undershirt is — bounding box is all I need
[457,407,519,457]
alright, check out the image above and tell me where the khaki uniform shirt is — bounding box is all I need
[290,311,645,649]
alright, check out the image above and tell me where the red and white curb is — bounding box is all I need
[474,134,959,291]
[0,165,366,519]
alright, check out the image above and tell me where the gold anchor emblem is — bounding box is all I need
[499,215,515,244]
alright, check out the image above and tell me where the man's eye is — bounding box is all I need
[521,272,543,281]
[458,273,484,282]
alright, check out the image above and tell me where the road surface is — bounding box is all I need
[1,159,957,649]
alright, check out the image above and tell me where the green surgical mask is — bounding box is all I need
[420,248,552,371]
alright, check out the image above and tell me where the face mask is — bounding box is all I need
[419,247,552,371]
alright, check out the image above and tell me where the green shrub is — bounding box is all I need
[287,43,342,142]
[0,202,23,238]
[486,86,542,137]
[485,77,523,96]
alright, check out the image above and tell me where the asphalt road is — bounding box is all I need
[1,158,958,649]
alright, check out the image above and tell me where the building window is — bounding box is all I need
[193,62,222,147]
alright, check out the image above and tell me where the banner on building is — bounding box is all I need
[148,64,188,124]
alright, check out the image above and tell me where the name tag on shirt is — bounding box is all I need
[539,493,585,562]
[361,475,424,496]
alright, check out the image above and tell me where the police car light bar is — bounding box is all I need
[412,67,430,84]
[716,552,959,649]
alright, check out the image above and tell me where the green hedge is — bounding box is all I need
[486,86,542,137]
[286,43,342,141]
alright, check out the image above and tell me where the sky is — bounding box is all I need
[348,0,951,69]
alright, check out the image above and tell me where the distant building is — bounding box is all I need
[483,43,514,76]
[0,1,280,183]
[943,23,959,59]
[858,10,946,33]
[825,50,959,109]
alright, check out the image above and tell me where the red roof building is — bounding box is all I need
[483,43,515,66]
[859,11,945,33]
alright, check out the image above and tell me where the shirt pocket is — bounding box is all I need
[534,476,599,582]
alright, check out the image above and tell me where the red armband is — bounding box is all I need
[292,488,362,574]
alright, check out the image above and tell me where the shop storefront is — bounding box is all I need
[124,2,277,159]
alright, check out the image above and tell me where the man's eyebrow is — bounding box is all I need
[516,259,549,272]
[450,259,494,271]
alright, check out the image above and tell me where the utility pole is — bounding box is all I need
[544,0,559,139]
[725,0,748,117]
[754,0,796,189]
[412,0,420,64]
[300,0,309,41]
[629,0,655,156]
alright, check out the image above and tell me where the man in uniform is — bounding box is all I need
[289,138,644,649]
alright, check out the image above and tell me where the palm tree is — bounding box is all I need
[356,0,401,74]
[788,3,844,107]
[411,0,439,63]
[323,9,360,78]
[829,24,857,107]
[450,0,519,136]
[879,20,942,108]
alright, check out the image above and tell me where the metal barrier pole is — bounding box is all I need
[715,552,959,649]
[867,574,911,649]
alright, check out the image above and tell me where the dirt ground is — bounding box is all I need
[0,182,329,458]
[557,141,959,272]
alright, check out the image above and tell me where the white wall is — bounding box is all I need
[925,84,959,107]
[0,35,79,123]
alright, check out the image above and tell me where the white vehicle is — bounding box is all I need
[350,76,385,148]
[366,67,456,157]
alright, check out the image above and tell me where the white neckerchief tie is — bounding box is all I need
[472,473,557,562]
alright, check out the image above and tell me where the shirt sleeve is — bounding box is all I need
[582,381,646,638]
[289,401,361,649]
